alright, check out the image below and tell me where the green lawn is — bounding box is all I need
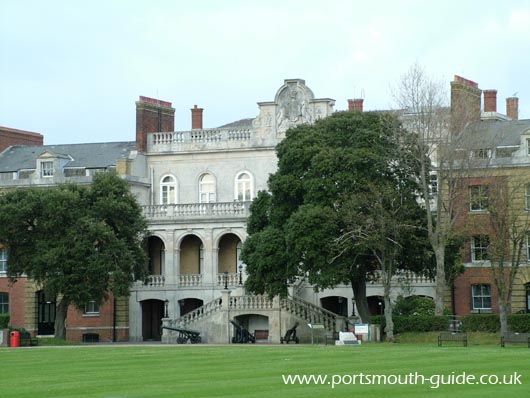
[1,343,528,398]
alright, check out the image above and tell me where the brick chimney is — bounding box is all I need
[191,105,204,130]
[347,99,364,112]
[483,90,497,113]
[450,75,482,132]
[506,97,519,120]
[136,96,175,152]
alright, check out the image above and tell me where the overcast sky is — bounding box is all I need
[1,1,529,145]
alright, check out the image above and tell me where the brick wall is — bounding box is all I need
[0,277,26,328]
[0,126,43,152]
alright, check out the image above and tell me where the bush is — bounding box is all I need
[508,314,530,333]
[371,315,449,333]
[0,314,9,329]
[393,295,435,316]
[460,314,499,332]
[461,314,530,333]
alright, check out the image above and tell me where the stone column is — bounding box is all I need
[221,289,232,344]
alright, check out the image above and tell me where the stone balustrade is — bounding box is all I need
[179,274,203,287]
[143,201,251,221]
[217,272,241,287]
[134,274,165,288]
[280,296,338,332]
[149,128,253,152]
[229,295,273,310]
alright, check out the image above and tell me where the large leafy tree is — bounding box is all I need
[241,111,432,323]
[0,173,148,339]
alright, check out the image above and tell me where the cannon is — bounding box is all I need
[280,322,300,344]
[162,326,202,344]
[230,319,256,344]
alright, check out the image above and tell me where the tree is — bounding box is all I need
[0,173,148,339]
[469,177,530,337]
[241,111,432,323]
[392,63,474,315]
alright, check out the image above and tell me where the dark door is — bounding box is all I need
[141,300,164,341]
[37,290,56,335]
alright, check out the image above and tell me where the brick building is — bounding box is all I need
[0,126,43,152]
[447,77,530,315]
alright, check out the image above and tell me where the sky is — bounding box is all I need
[1,0,530,145]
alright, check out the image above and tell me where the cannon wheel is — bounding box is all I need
[177,336,188,344]
[295,337,300,344]
[190,335,201,344]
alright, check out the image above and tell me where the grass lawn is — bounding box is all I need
[1,343,528,398]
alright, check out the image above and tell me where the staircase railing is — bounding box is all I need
[281,296,339,332]
[169,297,222,328]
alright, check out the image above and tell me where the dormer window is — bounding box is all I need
[527,138,530,156]
[41,161,54,177]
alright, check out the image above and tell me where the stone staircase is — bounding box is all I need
[162,294,342,343]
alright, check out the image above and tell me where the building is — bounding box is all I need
[0,141,145,341]
[446,77,530,315]
[1,79,439,343]
[0,126,43,153]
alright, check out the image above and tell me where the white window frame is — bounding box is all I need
[469,185,488,212]
[472,284,492,311]
[84,300,100,315]
[160,175,178,205]
[471,235,489,262]
[41,161,54,177]
[0,249,7,273]
[524,183,530,211]
[199,173,216,203]
[235,171,253,201]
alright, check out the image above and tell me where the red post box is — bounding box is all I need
[9,331,20,347]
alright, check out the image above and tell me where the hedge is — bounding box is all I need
[0,314,9,329]
[461,314,530,333]
[371,315,450,333]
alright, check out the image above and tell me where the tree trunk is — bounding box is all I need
[498,300,508,339]
[350,274,371,323]
[382,269,395,342]
[54,297,68,340]
[434,244,446,315]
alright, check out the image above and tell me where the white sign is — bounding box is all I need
[354,323,369,335]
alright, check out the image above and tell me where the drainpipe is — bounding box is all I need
[112,296,117,342]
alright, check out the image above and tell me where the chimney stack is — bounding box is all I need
[483,89,497,113]
[506,97,519,120]
[450,75,482,132]
[347,98,364,112]
[191,105,204,130]
[136,96,175,152]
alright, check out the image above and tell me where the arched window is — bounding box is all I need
[199,173,216,203]
[160,175,177,204]
[235,172,253,201]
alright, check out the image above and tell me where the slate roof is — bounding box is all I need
[0,141,136,172]
[217,118,254,129]
[457,119,530,149]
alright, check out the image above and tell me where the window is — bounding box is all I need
[0,249,7,272]
[526,283,530,313]
[0,293,8,314]
[524,184,530,210]
[472,284,491,311]
[160,175,177,204]
[41,161,54,177]
[235,172,253,201]
[429,173,438,196]
[527,139,530,156]
[471,149,491,159]
[469,185,488,212]
[471,235,489,262]
[84,301,100,315]
[199,173,215,203]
